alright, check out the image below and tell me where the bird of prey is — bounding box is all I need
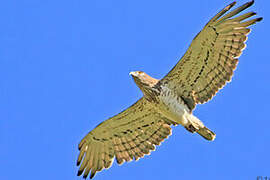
[77,1,262,179]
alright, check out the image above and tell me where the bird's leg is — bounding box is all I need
[185,124,198,133]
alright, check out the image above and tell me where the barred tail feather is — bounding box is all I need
[197,127,216,141]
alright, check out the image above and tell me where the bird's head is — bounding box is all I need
[129,71,159,89]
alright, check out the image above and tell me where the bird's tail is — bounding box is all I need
[184,113,216,141]
[197,126,216,141]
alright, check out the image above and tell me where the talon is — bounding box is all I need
[185,124,197,133]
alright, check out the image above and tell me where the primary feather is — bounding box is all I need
[77,1,262,179]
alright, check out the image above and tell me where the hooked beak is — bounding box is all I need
[129,71,137,77]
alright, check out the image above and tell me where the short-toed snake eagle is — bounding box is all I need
[77,1,262,178]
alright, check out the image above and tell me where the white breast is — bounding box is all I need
[157,86,190,126]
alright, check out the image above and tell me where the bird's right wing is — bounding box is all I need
[160,1,262,111]
[77,97,175,179]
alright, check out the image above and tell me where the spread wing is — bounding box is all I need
[77,98,175,179]
[160,1,262,111]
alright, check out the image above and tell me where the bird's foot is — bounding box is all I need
[185,124,199,133]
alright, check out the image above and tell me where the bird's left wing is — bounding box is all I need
[160,1,262,111]
[77,97,175,179]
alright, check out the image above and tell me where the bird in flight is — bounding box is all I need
[77,1,262,179]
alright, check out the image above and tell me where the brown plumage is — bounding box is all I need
[77,1,262,179]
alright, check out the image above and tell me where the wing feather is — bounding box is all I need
[160,1,262,111]
[77,98,174,179]
[216,0,254,24]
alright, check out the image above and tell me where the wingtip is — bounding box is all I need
[83,174,88,179]
[247,0,255,7]
[257,17,263,22]
[251,12,257,16]
[90,172,96,179]
[78,140,84,150]
[227,1,237,10]
[77,170,84,176]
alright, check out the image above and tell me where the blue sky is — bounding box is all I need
[1,0,269,179]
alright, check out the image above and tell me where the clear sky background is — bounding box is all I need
[1,0,269,180]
